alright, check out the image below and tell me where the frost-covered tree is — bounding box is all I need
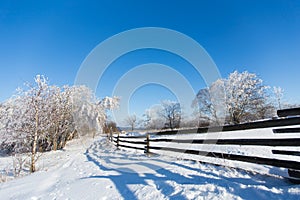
[2,75,51,172]
[99,96,120,111]
[69,86,119,138]
[0,103,13,154]
[68,85,96,137]
[46,85,74,151]
[273,86,284,110]
[0,103,5,134]
[192,79,226,125]
[124,114,137,131]
[0,76,120,173]
[194,71,271,125]
[143,105,165,130]
[97,96,120,136]
[225,71,269,124]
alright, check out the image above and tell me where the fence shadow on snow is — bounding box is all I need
[112,108,300,183]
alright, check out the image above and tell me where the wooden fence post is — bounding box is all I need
[117,132,120,149]
[145,133,150,156]
[109,127,113,142]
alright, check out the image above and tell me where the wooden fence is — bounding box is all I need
[112,108,300,182]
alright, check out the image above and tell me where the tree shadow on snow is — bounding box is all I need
[82,141,299,200]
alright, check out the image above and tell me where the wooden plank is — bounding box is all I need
[153,117,300,135]
[118,135,146,139]
[277,107,300,117]
[272,150,300,156]
[148,146,300,170]
[273,128,300,134]
[288,169,300,180]
[118,144,145,151]
[118,139,147,145]
[149,138,300,146]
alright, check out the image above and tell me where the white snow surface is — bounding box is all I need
[0,136,300,200]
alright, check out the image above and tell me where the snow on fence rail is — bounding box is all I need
[112,108,300,182]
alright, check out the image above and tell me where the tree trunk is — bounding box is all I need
[169,118,172,130]
[31,108,39,173]
[61,132,69,149]
[53,127,59,151]
[53,135,58,151]
[58,132,66,149]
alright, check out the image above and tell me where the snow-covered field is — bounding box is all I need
[0,136,300,200]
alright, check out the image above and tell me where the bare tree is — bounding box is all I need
[160,100,181,129]
[124,114,137,131]
[103,121,118,134]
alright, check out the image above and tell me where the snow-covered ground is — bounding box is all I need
[0,136,299,200]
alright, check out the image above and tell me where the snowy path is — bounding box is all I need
[0,136,299,200]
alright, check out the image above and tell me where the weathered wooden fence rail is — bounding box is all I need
[112,108,300,182]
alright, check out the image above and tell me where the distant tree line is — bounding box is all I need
[124,70,297,131]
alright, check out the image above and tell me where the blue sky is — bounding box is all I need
[0,0,300,120]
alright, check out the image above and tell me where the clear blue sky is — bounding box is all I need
[1,0,300,120]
